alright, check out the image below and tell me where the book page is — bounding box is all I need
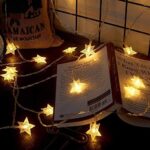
[115,50,150,117]
[54,46,114,125]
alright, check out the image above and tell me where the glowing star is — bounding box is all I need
[33,55,47,64]
[124,86,141,98]
[130,76,145,89]
[86,122,101,142]
[6,42,18,55]
[1,66,18,81]
[123,46,137,55]
[81,42,95,57]
[63,47,77,54]
[18,117,35,136]
[41,104,54,116]
[1,72,16,81]
[70,79,87,94]
[3,66,18,74]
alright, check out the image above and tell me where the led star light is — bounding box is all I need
[123,46,137,55]
[33,55,47,64]
[41,104,54,116]
[124,86,141,98]
[70,79,87,94]
[81,42,95,57]
[18,117,35,136]
[1,66,18,81]
[63,47,77,54]
[1,72,16,81]
[86,122,101,142]
[3,66,18,74]
[6,42,18,55]
[130,76,145,89]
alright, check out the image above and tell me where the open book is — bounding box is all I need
[54,43,150,127]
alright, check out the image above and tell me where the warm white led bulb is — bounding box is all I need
[124,86,141,98]
[123,46,137,55]
[70,79,87,94]
[130,76,145,89]
[18,117,35,136]
[86,122,101,142]
[81,42,95,57]
[41,104,54,116]
[33,55,47,64]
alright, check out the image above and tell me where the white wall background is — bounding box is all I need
[55,0,150,55]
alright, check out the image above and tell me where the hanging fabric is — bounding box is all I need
[5,0,63,49]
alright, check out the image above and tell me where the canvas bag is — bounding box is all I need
[5,0,63,49]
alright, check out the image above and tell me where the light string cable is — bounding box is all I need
[59,127,89,144]
[0,58,33,66]
[12,77,19,125]
[0,125,18,131]
[123,0,149,46]
[17,48,33,63]
[18,55,64,77]
[38,112,88,144]
[12,77,39,114]
[38,111,67,128]
[12,73,57,89]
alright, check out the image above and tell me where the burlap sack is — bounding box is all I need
[5,0,63,49]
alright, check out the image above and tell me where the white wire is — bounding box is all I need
[13,74,57,90]
[0,60,33,66]
[38,112,67,128]
[0,126,18,130]
[18,56,64,78]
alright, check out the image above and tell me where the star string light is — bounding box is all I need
[130,76,145,89]
[124,86,141,98]
[1,73,16,81]
[63,47,77,54]
[41,104,54,116]
[3,66,18,74]
[81,42,95,58]
[123,46,137,55]
[70,79,87,94]
[0,39,147,145]
[1,66,18,81]
[18,117,35,136]
[86,122,101,142]
[6,42,18,55]
[32,55,47,64]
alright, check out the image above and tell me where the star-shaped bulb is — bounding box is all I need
[70,79,87,94]
[1,72,16,81]
[86,122,101,142]
[33,55,47,64]
[3,66,18,74]
[63,47,77,54]
[6,42,18,55]
[1,66,18,81]
[130,76,145,89]
[18,117,35,136]
[123,46,137,55]
[41,104,54,116]
[81,42,95,58]
[124,86,141,98]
